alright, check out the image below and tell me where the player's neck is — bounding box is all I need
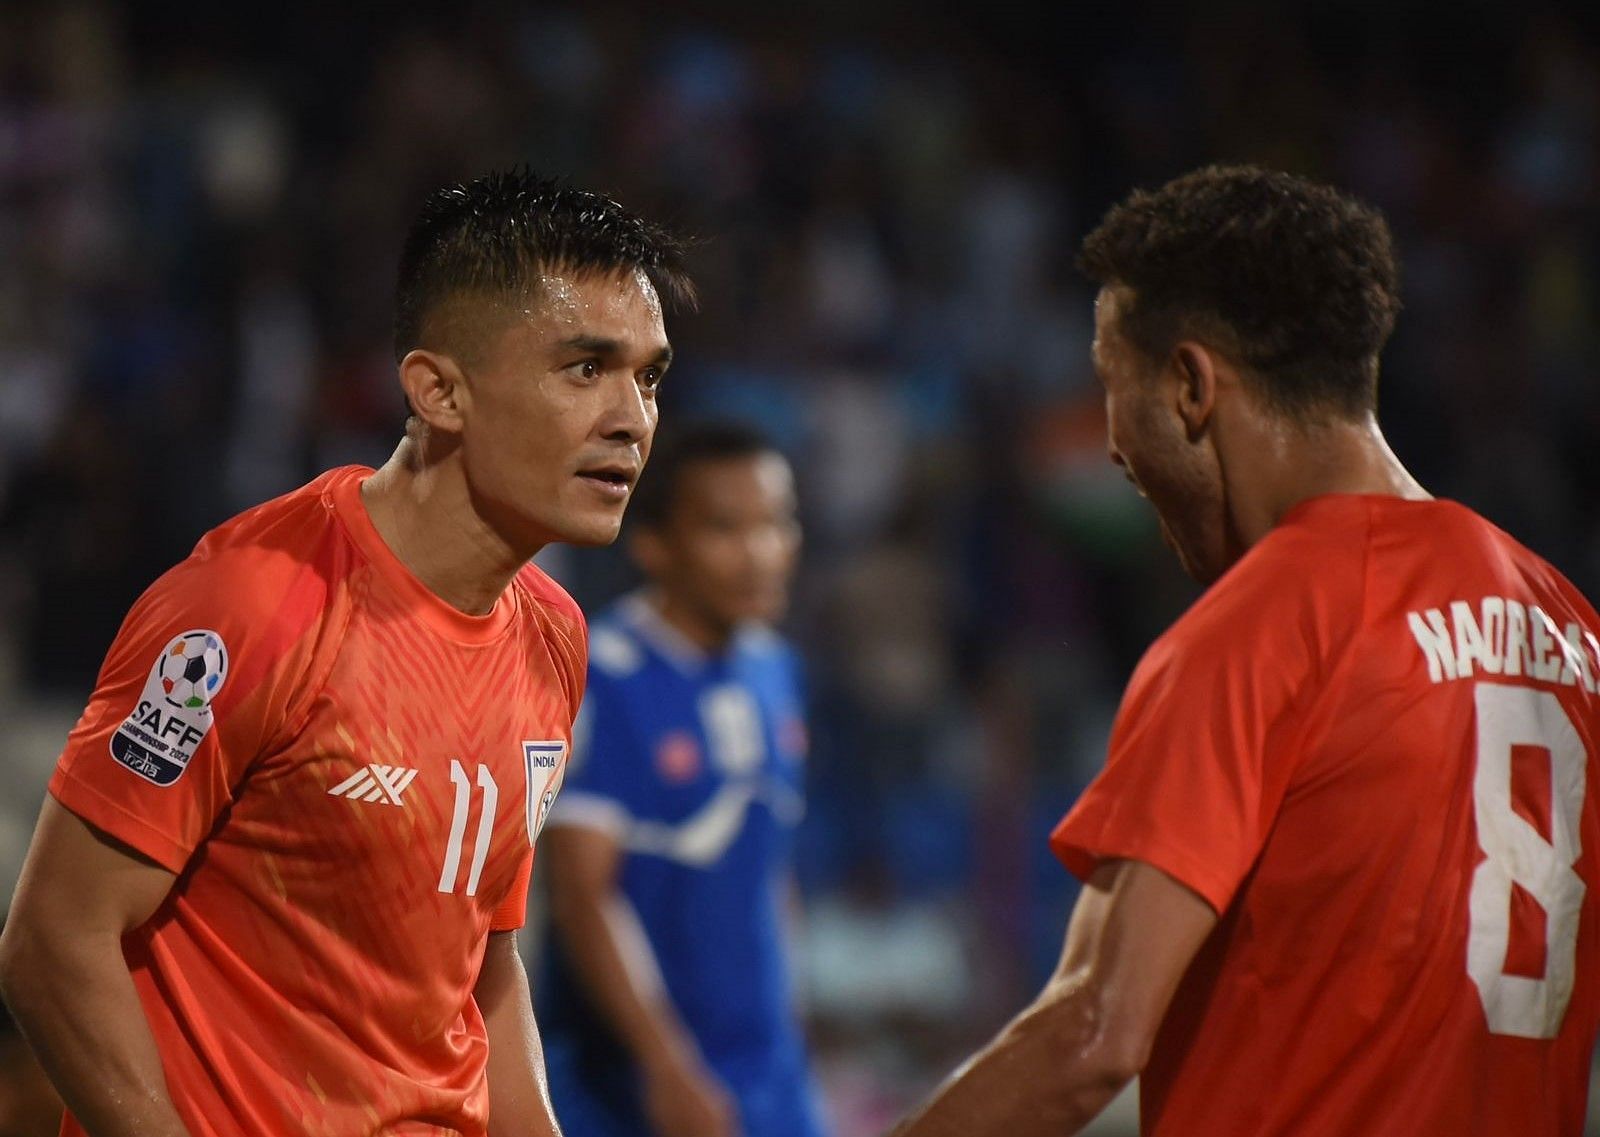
[646,589,736,656]
[360,437,532,617]
[1229,415,1431,547]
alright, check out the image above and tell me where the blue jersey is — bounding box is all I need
[538,594,827,1137]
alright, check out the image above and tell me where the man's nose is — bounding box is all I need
[601,374,653,442]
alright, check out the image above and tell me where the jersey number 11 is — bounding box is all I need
[438,760,499,897]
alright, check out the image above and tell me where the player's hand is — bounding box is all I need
[641,1049,741,1137]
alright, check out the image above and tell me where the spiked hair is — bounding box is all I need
[394,168,695,362]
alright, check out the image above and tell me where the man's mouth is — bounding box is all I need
[576,464,638,499]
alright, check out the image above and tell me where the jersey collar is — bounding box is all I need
[329,467,518,645]
[620,591,711,677]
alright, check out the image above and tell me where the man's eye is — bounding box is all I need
[572,360,600,380]
[640,367,663,391]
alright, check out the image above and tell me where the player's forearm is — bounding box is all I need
[0,924,192,1137]
[549,888,700,1075]
[887,986,1137,1137]
[476,933,562,1137]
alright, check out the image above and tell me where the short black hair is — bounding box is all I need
[629,420,782,529]
[394,168,696,362]
[1078,164,1401,421]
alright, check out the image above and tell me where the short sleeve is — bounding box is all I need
[564,610,589,726]
[490,852,535,932]
[49,538,337,875]
[1050,524,1364,915]
[518,563,589,728]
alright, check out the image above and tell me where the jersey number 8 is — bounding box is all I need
[1468,682,1588,1039]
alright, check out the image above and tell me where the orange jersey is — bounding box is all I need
[1052,495,1600,1137]
[49,466,585,1137]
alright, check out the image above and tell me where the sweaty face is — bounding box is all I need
[1093,286,1231,584]
[643,453,801,637]
[454,269,672,549]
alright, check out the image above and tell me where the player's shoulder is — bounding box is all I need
[735,621,791,659]
[100,469,364,721]
[1156,493,1380,663]
[1362,493,1508,556]
[514,560,590,702]
[147,467,363,623]
[1394,496,1577,578]
[515,559,586,634]
[734,621,802,681]
[194,467,351,557]
[1398,498,1600,624]
[584,596,651,682]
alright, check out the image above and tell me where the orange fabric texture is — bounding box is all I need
[49,466,586,1137]
[1053,495,1600,1137]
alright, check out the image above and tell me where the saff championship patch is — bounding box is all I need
[109,630,229,786]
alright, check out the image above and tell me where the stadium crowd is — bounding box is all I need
[0,3,1597,1133]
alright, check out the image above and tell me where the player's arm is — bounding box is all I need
[540,823,740,1137]
[887,858,1216,1137]
[476,930,562,1137]
[0,798,194,1137]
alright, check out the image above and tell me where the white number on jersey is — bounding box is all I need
[1467,682,1588,1038]
[438,760,499,897]
[700,685,765,775]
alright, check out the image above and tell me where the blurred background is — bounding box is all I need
[0,1,1597,1133]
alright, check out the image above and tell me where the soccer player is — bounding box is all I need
[0,169,692,1137]
[891,165,1600,1136]
[534,422,827,1137]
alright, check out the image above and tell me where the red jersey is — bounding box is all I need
[1052,495,1600,1136]
[49,466,585,1137]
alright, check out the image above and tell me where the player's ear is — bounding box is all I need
[1170,341,1219,441]
[398,349,467,435]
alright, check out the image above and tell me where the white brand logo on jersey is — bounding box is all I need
[328,764,419,806]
